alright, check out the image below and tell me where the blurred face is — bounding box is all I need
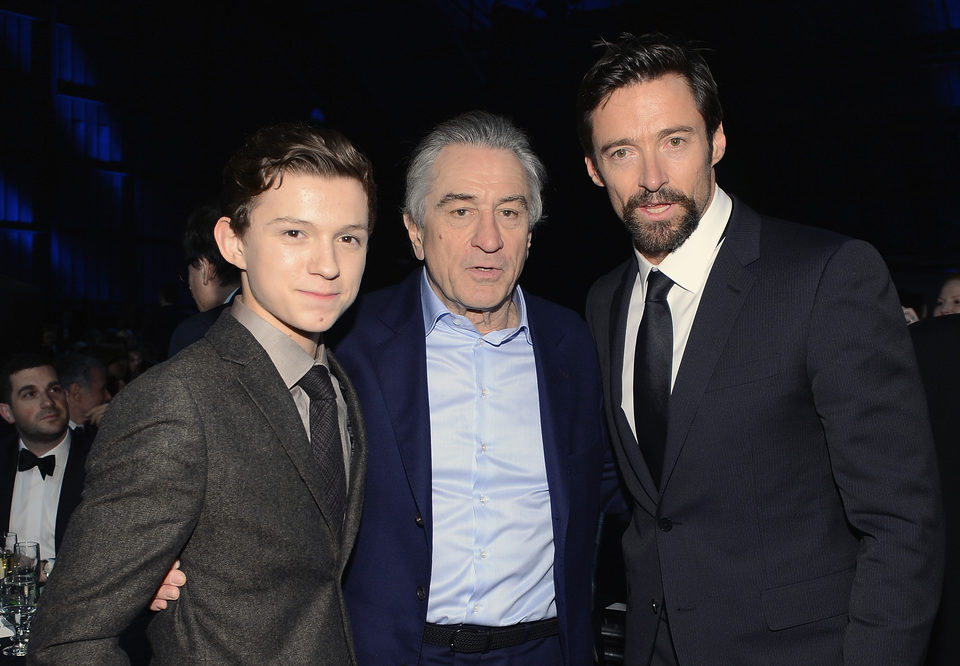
[216,173,369,354]
[66,366,111,422]
[0,366,69,452]
[585,74,726,264]
[405,145,532,334]
[934,278,960,317]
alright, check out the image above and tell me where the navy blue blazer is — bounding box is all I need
[336,270,615,665]
[587,196,943,665]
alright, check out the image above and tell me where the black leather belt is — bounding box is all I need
[422,618,559,653]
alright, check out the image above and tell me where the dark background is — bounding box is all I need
[1,0,958,349]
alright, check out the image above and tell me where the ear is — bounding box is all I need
[711,123,727,166]
[66,383,83,405]
[403,213,425,261]
[585,155,606,188]
[199,257,214,285]
[214,217,246,271]
[0,403,13,425]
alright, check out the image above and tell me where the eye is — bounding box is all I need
[611,148,628,159]
[453,208,470,217]
[49,386,63,395]
[22,390,37,399]
[500,209,517,218]
[667,137,684,147]
[338,234,362,246]
[283,229,304,238]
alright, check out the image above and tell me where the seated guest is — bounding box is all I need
[168,204,242,356]
[56,352,112,434]
[934,274,960,317]
[29,122,374,664]
[0,352,93,562]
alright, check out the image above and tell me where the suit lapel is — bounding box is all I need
[207,315,342,540]
[528,297,571,555]
[327,351,367,568]
[372,274,434,530]
[660,200,760,492]
[55,429,90,550]
[608,261,661,507]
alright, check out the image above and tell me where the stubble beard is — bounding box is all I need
[622,186,704,258]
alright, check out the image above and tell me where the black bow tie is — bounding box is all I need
[18,449,56,479]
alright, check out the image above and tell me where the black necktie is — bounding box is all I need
[634,270,674,488]
[298,365,346,533]
[18,449,56,479]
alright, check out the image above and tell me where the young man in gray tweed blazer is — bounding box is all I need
[29,122,375,665]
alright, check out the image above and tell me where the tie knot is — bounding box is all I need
[645,270,674,303]
[298,365,336,402]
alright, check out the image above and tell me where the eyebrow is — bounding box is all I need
[435,193,528,209]
[599,126,697,155]
[16,382,59,396]
[435,193,477,208]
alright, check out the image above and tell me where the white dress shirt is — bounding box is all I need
[9,430,72,561]
[621,186,733,440]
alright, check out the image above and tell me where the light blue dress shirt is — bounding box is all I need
[419,271,557,626]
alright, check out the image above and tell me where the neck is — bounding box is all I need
[466,299,517,336]
[20,431,66,457]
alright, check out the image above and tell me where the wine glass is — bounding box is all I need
[2,541,40,656]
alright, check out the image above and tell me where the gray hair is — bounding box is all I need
[56,352,105,391]
[403,110,547,229]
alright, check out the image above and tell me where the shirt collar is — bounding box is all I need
[230,294,327,389]
[418,268,532,345]
[634,185,732,295]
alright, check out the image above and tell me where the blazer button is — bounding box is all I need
[415,513,424,528]
[416,586,426,601]
[658,518,673,532]
[651,599,659,614]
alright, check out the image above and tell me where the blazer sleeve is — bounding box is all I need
[806,239,944,665]
[29,369,207,664]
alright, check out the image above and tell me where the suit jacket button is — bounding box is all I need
[416,586,426,601]
[415,513,424,528]
[651,599,659,614]
[658,518,673,532]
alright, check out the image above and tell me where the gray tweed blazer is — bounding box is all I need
[29,312,367,665]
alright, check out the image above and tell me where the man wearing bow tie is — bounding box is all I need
[0,352,92,562]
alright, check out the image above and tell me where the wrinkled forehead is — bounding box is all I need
[428,145,530,202]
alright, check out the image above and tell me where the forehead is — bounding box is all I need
[250,172,368,224]
[10,365,57,392]
[592,74,705,138]
[428,145,529,200]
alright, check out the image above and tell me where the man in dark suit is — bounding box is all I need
[910,314,960,666]
[168,204,242,357]
[578,35,943,664]
[1,353,92,563]
[336,111,616,665]
[30,122,375,664]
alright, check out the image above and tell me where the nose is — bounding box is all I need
[638,154,668,193]
[472,210,504,253]
[308,239,341,279]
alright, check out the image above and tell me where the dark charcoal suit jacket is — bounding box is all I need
[1,427,93,558]
[910,314,960,666]
[587,195,943,665]
[336,270,615,666]
[29,312,367,665]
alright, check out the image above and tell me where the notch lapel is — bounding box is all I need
[608,261,661,509]
[372,277,434,532]
[660,203,760,492]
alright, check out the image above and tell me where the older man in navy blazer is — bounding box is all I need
[579,34,943,665]
[336,111,617,665]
